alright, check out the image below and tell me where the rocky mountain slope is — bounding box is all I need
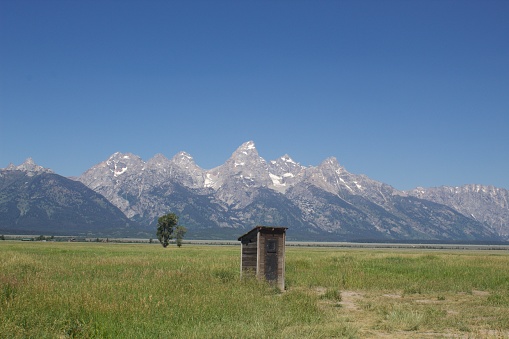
[0,159,138,236]
[407,185,509,239]
[77,141,506,241]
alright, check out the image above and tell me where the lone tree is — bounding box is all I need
[156,212,179,248]
[175,226,187,247]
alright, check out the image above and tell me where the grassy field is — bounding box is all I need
[1,242,509,338]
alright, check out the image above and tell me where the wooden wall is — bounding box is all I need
[239,226,286,291]
[241,240,257,276]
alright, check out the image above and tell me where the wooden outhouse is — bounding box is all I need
[238,226,287,291]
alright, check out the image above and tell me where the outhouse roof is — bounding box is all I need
[237,226,288,241]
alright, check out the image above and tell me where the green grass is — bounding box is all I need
[286,250,509,292]
[1,242,509,338]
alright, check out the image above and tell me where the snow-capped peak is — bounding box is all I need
[240,140,256,151]
[107,152,140,163]
[172,151,194,164]
[228,141,265,165]
[171,151,204,176]
[5,158,53,175]
[232,141,259,157]
[269,154,305,173]
[280,154,296,164]
[103,152,145,177]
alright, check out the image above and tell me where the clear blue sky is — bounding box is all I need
[1,0,508,190]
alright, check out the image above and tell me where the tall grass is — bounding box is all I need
[1,242,508,338]
[286,249,509,293]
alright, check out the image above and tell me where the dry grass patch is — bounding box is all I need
[311,289,509,338]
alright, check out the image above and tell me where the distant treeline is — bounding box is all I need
[3,234,509,250]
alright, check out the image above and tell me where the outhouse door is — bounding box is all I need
[265,238,278,281]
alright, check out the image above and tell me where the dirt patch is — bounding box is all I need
[340,290,363,310]
[472,290,490,296]
[313,286,327,296]
[415,299,440,304]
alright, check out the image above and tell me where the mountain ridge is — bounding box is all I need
[73,141,507,241]
[0,159,138,236]
[2,145,507,241]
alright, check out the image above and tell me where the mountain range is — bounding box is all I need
[1,141,508,241]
